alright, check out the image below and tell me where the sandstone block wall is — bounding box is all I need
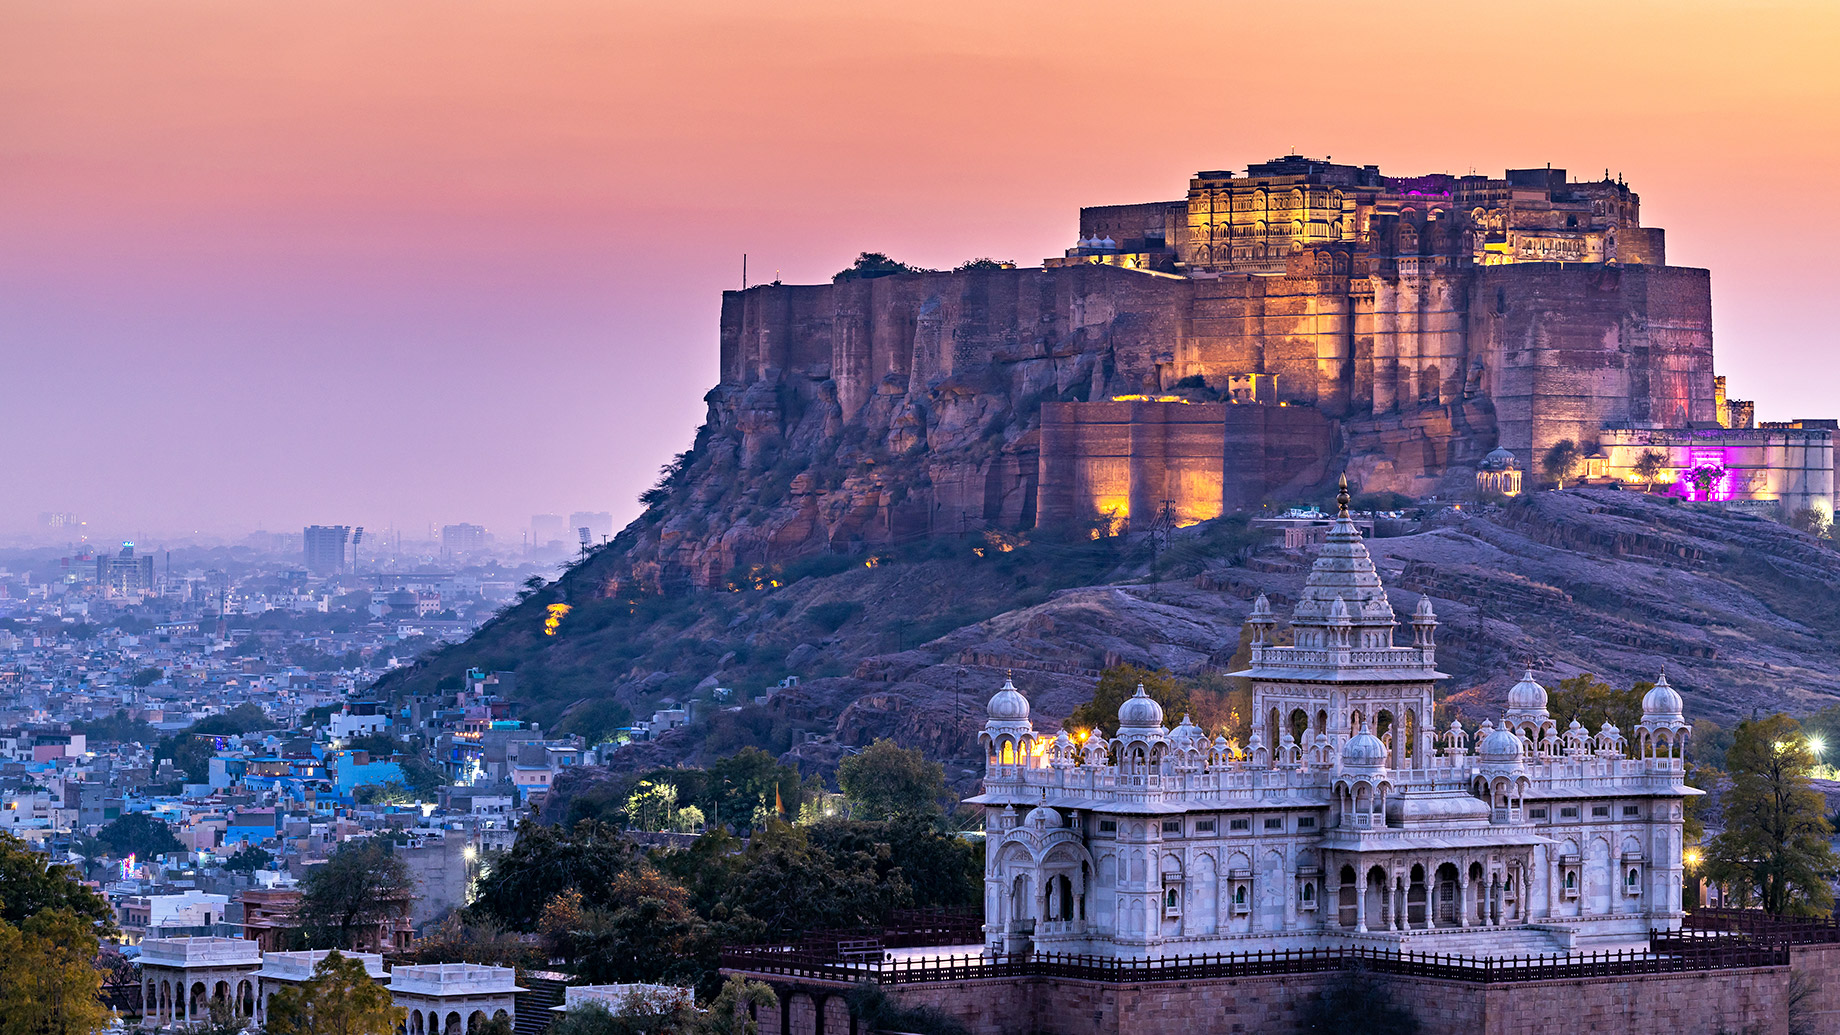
[740,965,1794,1035]
[1473,263,1715,466]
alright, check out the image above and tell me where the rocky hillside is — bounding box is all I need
[376,488,1840,784]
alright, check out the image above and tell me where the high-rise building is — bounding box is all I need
[303,525,351,575]
[442,523,488,555]
[531,514,568,549]
[569,511,613,543]
[96,542,154,599]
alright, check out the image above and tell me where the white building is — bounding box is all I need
[973,485,1696,958]
[388,963,522,1035]
[138,936,263,1028]
[254,950,388,1028]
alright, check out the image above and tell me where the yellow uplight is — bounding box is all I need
[1683,847,1704,869]
[544,603,572,636]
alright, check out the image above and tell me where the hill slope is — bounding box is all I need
[375,488,1840,777]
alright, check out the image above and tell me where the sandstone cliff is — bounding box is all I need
[377,489,1840,795]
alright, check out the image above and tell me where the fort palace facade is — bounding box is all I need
[972,483,1696,957]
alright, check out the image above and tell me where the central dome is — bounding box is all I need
[1117,684,1165,729]
[986,677,1029,721]
[1506,669,1548,714]
[1342,726,1387,769]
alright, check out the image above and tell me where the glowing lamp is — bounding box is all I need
[544,603,572,635]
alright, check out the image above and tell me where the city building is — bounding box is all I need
[302,526,350,575]
[530,514,568,549]
[440,524,488,555]
[96,542,155,599]
[568,511,613,543]
[1476,447,1523,497]
[973,483,1694,957]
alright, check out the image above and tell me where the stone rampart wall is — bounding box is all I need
[738,964,1794,1035]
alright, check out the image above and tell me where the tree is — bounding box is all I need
[96,813,182,860]
[1541,439,1581,489]
[953,258,1011,272]
[1543,673,1647,736]
[571,865,710,988]
[707,822,908,945]
[834,252,928,280]
[1065,665,1189,739]
[1705,714,1840,916]
[837,740,946,821]
[223,845,274,873]
[265,950,405,1035]
[295,840,414,950]
[705,748,802,831]
[0,909,112,1035]
[803,816,980,909]
[469,820,637,931]
[1631,449,1669,492]
[191,702,271,736]
[0,833,115,930]
[397,754,448,798]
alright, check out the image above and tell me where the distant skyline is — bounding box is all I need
[4,1,1837,539]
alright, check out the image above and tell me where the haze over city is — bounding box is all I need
[4,0,1837,542]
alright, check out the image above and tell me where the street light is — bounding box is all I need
[1810,735,1827,758]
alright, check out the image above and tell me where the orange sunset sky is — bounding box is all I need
[3,1,1837,539]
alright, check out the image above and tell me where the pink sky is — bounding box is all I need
[3,1,1837,542]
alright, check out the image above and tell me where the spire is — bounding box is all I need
[1337,473,1351,518]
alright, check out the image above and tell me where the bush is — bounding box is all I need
[804,601,862,634]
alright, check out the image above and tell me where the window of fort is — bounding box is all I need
[1560,806,1579,819]
[1098,820,1117,833]
[1164,886,1182,916]
[1194,820,1215,833]
[1264,817,1284,831]
[1162,820,1181,835]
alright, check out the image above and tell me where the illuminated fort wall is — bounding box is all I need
[715,159,1731,529]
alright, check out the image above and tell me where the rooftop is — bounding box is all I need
[138,936,263,967]
[388,963,523,997]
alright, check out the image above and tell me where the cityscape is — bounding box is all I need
[5,4,1840,1035]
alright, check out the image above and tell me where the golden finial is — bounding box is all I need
[1337,473,1351,517]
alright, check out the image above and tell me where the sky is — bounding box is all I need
[3,0,1837,544]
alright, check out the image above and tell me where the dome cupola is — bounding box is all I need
[986,676,1030,721]
[1117,683,1166,731]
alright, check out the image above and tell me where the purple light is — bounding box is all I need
[1679,448,1734,502]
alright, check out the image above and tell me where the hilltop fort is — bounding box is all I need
[638,156,1834,586]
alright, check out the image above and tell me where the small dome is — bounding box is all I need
[1479,722,1525,763]
[1117,683,1166,729]
[1481,446,1519,471]
[1642,673,1684,720]
[1414,595,1437,620]
[1169,713,1204,749]
[1342,725,1387,769]
[1506,670,1548,713]
[986,677,1030,721]
[1024,805,1059,829]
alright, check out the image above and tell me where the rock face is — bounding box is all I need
[419,487,1840,812]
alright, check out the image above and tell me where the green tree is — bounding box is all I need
[1544,673,1647,736]
[1065,665,1189,739]
[295,840,414,950]
[468,820,637,931]
[705,748,802,831]
[1705,714,1840,916]
[0,909,112,1035]
[834,252,927,280]
[1541,439,1581,489]
[191,703,271,736]
[264,950,406,1035]
[0,833,115,930]
[223,845,274,873]
[96,813,182,859]
[708,822,909,945]
[1631,449,1669,492]
[571,865,710,988]
[804,816,980,909]
[837,740,946,821]
[397,754,448,798]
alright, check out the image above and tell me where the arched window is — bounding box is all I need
[1166,887,1181,909]
[1565,871,1577,890]
[1302,882,1315,903]
[1627,868,1640,888]
[1001,741,1015,765]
